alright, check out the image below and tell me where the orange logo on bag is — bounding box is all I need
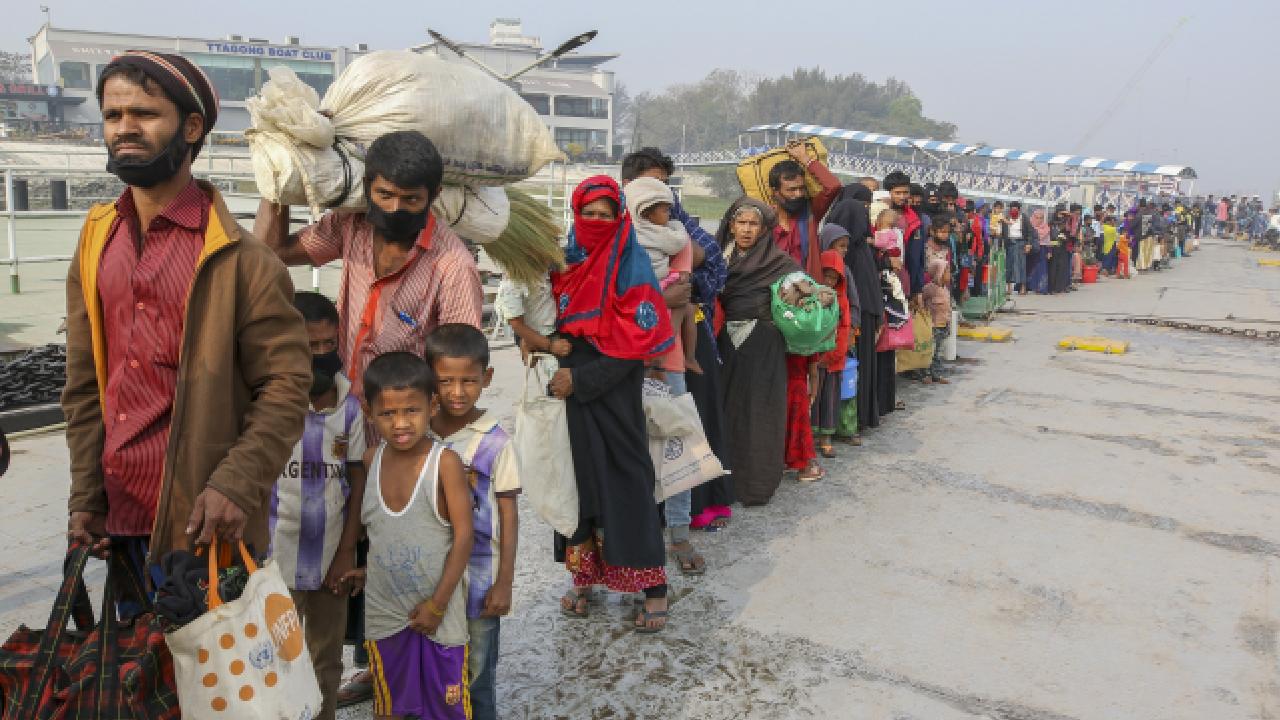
[264,593,304,662]
[445,684,462,705]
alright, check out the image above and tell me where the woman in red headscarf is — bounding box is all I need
[549,176,674,633]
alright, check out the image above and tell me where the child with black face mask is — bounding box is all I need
[272,291,368,720]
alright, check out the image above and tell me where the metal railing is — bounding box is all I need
[669,147,1149,209]
[2,152,580,294]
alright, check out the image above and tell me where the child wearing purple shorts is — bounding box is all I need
[354,352,474,720]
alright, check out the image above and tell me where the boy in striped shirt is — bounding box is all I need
[270,291,367,720]
[425,324,520,720]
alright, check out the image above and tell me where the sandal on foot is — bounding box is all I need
[559,590,589,618]
[669,543,706,576]
[843,435,863,446]
[895,400,907,410]
[634,609,669,634]
[819,443,836,458]
[337,673,374,708]
[797,464,825,482]
[704,517,730,532]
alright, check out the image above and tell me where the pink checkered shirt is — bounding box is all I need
[298,212,483,404]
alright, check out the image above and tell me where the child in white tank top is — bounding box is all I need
[350,352,473,720]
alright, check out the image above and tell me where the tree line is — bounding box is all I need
[612,67,956,198]
[618,67,955,154]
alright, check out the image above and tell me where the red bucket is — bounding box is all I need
[1081,264,1099,284]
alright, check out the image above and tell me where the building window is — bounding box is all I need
[553,96,608,119]
[59,61,92,90]
[187,53,256,102]
[554,128,609,156]
[261,58,334,97]
[520,93,550,115]
[95,64,110,84]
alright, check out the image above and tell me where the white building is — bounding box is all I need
[25,19,618,158]
[418,19,618,161]
[26,24,366,137]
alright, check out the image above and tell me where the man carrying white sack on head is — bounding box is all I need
[255,129,483,709]
[255,130,484,410]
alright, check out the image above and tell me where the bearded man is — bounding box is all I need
[64,51,311,576]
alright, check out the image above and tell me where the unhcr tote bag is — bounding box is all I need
[165,542,321,720]
[513,354,580,537]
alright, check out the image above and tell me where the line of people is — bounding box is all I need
[61,49,1221,720]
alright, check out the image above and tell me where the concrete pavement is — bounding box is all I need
[2,238,1278,719]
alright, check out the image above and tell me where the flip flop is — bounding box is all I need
[670,544,706,576]
[819,444,837,458]
[797,464,825,483]
[559,590,589,618]
[337,673,374,708]
[634,609,669,634]
[703,517,730,533]
[895,400,907,410]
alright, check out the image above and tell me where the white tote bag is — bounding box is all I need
[166,542,323,720]
[642,385,727,502]
[513,354,580,537]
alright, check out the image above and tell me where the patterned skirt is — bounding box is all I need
[565,534,666,593]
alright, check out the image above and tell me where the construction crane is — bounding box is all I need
[1073,16,1189,153]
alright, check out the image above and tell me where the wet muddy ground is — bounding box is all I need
[3,239,1278,719]
[473,239,1280,720]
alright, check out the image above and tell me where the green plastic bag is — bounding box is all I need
[770,272,838,355]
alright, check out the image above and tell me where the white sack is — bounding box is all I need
[247,50,562,215]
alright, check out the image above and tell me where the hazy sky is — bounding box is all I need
[6,0,1278,198]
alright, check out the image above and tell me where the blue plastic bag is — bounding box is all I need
[840,356,858,400]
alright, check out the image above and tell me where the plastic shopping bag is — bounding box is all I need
[166,542,321,720]
[513,354,579,537]
[875,312,916,352]
[895,307,935,373]
[770,272,839,355]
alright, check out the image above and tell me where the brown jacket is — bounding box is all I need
[63,181,311,564]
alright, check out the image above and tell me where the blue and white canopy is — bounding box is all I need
[746,123,1197,179]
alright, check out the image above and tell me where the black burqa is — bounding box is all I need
[553,336,665,569]
[688,318,732,515]
[826,196,884,432]
[715,197,800,506]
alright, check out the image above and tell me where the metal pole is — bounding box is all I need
[546,161,554,208]
[5,169,18,294]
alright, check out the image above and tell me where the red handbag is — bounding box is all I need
[0,544,179,719]
[875,313,916,352]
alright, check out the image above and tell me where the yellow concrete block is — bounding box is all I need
[957,326,1014,342]
[1258,258,1280,267]
[1058,336,1129,354]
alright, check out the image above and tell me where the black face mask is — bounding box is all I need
[313,350,343,380]
[106,128,190,188]
[780,196,809,216]
[366,196,429,246]
[309,371,335,400]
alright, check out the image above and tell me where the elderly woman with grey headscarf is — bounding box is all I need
[715,197,799,506]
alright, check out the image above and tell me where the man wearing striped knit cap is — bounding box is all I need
[64,50,311,595]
